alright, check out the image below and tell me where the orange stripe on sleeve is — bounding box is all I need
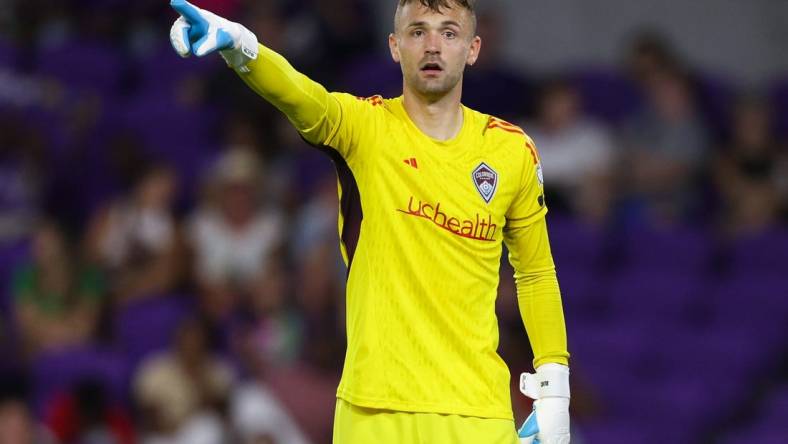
[524,139,540,164]
[487,123,524,135]
[489,117,520,128]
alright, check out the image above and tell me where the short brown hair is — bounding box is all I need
[398,0,476,14]
[395,0,477,33]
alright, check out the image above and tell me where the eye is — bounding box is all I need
[443,31,456,39]
[412,29,424,37]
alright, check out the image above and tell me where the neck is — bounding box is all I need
[402,82,464,141]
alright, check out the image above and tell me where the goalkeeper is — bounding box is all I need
[170,0,571,443]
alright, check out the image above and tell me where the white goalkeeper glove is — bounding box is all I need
[169,0,258,72]
[518,363,571,444]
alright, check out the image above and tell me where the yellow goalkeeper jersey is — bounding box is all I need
[237,44,569,420]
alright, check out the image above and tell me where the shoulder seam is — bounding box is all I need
[484,116,525,136]
[483,116,541,165]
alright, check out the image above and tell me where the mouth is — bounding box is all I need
[420,62,444,75]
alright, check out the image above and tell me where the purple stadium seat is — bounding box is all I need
[31,346,127,416]
[581,363,710,440]
[0,241,30,278]
[557,266,603,296]
[580,420,655,444]
[338,55,403,99]
[620,227,711,274]
[772,76,788,139]
[709,276,788,342]
[694,71,736,138]
[114,295,193,368]
[757,387,788,427]
[568,67,643,124]
[548,216,609,269]
[745,429,788,444]
[556,267,612,322]
[666,320,770,366]
[571,320,651,361]
[18,107,68,157]
[720,385,788,442]
[111,94,218,187]
[727,229,788,276]
[572,307,770,438]
[630,378,708,431]
[581,418,690,444]
[35,41,124,93]
[570,321,654,411]
[606,269,702,321]
[723,420,788,444]
[651,326,774,420]
[134,43,224,93]
[0,39,18,70]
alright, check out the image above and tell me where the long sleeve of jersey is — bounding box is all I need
[503,218,570,369]
[233,43,339,146]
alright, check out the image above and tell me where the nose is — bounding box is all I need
[424,31,441,55]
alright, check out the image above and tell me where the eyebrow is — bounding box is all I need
[407,20,462,29]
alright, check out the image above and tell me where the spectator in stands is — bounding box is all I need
[713,96,786,236]
[283,0,376,84]
[46,130,150,236]
[44,378,135,444]
[133,317,233,444]
[621,68,709,226]
[230,309,312,444]
[231,384,313,443]
[526,79,616,224]
[0,395,55,444]
[85,164,183,304]
[295,241,344,373]
[626,31,682,91]
[239,242,343,443]
[12,221,104,357]
[189,148,284,320]
[240,258,304,369]
[0,372,55,444]
[0,114,43,244]
[290,173,340,260]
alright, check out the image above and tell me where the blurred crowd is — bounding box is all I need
[0,1,787,443]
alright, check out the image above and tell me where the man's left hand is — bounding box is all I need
[517,363,571,444]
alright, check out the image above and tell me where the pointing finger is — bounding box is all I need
[170,0,206,27]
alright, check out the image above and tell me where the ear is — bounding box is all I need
[389,33,401,63]
[466,35,482,66]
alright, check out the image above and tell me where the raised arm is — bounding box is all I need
[169,0,341,146]
[235,45,341,146]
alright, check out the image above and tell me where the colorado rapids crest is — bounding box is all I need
[472,162,498,204]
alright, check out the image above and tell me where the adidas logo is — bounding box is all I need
[403,158,419,169]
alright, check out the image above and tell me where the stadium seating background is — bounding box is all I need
[0,1,786,443]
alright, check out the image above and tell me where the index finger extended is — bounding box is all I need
[170,0,206,26]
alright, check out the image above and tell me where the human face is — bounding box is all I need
[138,168,177,209]
[389,3,481,100]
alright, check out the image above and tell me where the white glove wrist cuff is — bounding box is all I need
[520,363,570,399]
[220,24,258,72]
